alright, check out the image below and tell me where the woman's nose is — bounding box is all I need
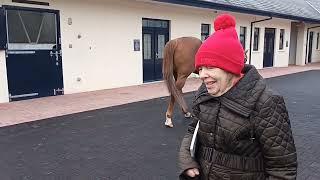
[199,69,208,79]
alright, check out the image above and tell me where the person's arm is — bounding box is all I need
[178,115,200,178]
[256,95,297,180]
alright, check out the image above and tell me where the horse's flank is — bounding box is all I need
[162,37,202,127]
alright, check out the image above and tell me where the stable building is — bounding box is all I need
[0,0,320,103]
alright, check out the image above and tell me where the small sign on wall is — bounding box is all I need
[134,39,140,51]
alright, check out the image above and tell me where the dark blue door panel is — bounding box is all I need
[263,28,275,67]
[3,6,64,101]
[142,18,169,82]
[154,31,168,81]
[154,59,162,81]
[143,60,155,82]
[6,50,63,101]
[142,31,155,82]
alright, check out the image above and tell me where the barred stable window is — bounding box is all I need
[6,9,57,50]
[279,29,285,50]
[201,24,210,41]
[240,26,246,50]
[317,33,319,50]
[253,27,260,51]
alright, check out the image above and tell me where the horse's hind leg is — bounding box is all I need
[165,94,175,128]
[176,76,191,118]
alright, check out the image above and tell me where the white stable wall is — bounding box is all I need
[243,17,292,69]
[0,0,309,103]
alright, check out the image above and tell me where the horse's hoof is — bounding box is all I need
[165,118,174,128]
[165,121,174,128]
[184,112,192,118]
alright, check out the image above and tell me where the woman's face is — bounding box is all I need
[199,66,234,97]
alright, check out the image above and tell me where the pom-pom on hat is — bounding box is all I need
[195,13,244,75]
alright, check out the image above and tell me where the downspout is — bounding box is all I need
[305,25,320,64]
[249,17,272,64]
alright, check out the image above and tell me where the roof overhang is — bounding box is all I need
[153,0,320,24]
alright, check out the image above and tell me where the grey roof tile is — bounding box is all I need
[202,0,320,22]
[306,0,320,13]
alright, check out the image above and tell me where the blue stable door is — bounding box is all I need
[263,28,275,68]
[142,19,169,82]
[2,6,63,101]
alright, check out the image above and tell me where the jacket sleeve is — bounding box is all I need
[255,95,297,180]
[178,115,200,177]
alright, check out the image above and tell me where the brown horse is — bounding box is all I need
[162,36,249,128]
[162,37,202,128]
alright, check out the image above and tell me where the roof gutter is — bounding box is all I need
[153,0,320,24]
[249,17,272,64]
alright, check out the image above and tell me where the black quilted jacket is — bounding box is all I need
[179,65,297,180]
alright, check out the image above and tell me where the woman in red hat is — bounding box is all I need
[178,14,297,180]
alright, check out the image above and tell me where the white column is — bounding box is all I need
[295,24,307,65]
[0,50,9,103]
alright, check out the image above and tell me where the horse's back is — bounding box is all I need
[173,37,202,75]
[175,37,202,56]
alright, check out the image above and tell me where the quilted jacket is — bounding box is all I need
[178,65,297,180]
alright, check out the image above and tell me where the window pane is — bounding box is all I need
[201,35,206,41]
[279,29,284,50]
[253,27,259,51]
[240,26,246,35]
[7,10,29,43]
[240,36,245,49]
[161,21,168,28]
[154,21,162,28]
[20,11,44,43]
[157,34,165,59]
[142,19,148,27]
[201,24,209,33]
[240,26,246,49]
[38,13,57,44]
[142,19,168,28]
[7,10,57,50]
[201,24,210,41]
[143,34,151,59]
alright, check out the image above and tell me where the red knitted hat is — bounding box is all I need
[195,14,244,75]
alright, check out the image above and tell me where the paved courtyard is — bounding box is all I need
[266,71,320,180]
[0,70,319,179]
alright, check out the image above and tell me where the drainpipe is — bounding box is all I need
[305,25,320,64]
[249,17,272,64]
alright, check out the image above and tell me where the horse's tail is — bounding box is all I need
[163,39,188,112]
